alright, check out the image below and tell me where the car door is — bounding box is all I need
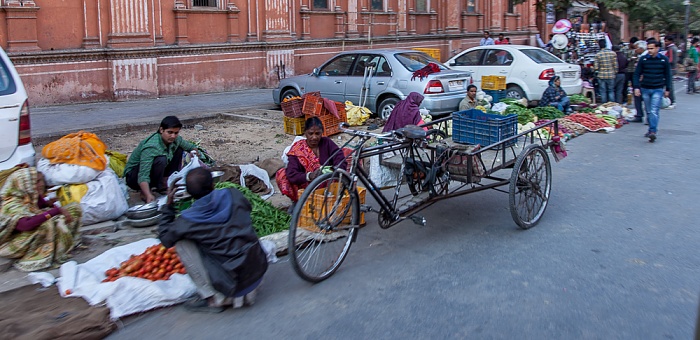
[480,49,513,86]
[303,54,357,102]
[448,49,483,87]
[344,54,390,108]
[0,60,20,163]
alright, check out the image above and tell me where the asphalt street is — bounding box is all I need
[88,83,700,339]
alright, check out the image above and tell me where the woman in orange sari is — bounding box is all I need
[276,117,347,202]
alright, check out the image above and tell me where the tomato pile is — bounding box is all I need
[103,244,186,282]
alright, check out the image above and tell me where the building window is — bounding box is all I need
[466,0,476,13]
[192,0,217,6]
[416,0,427,12]
[313,0,329,9]
[371,0,383,11]
[507,0,514,13]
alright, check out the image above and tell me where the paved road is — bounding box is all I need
[103,88,700,338]
[30,89,277,139]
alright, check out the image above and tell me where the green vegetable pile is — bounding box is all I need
[530,106,565,120]
[175,181,290,237]
[569,94,591,105]
[504,103,535,124]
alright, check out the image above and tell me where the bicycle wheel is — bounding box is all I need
[508,144,552,229]
[288,171,359,282]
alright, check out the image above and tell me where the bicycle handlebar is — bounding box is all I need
[339,122,401,141]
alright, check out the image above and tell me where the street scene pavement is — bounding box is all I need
[10,83,700,338]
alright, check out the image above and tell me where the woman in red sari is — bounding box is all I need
[276,117,348,202]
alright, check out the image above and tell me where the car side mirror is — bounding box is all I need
[312,68,319,76]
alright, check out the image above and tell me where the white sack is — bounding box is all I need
[167,153,202,188]
[56,238,196,320]
[237,164,275,200]
[37,158,101,186]
[80,169,129,225]
[281,136,306,166]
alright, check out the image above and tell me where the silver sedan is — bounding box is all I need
[273,49,473,118]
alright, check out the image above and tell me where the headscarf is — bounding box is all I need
[548,75,561,88]
[383,92,424,132]
[0,168,41,243]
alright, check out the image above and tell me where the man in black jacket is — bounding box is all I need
[159,167,268,313]
[633,39,672,142]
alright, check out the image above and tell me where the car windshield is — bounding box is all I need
[394,52,448,72]
[520,49,563,64]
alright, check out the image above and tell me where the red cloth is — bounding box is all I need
[321,98,340,119]
[411,63,441,81]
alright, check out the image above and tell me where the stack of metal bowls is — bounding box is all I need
[124,202,161,227]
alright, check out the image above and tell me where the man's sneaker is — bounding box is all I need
[644,131,650,137]
[648,132,657,142]
[664,104,676,110]
[627,117,643,123]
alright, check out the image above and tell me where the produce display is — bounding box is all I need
[504,103,535,124]
[595,114,618,127]
[282,96,302,103]
[103,244,185,282]
[562,113,612,130]
[569,94,591,105]
[557,119,588,135]
[215,182,290,236]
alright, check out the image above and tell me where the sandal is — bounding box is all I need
[183,298,225,313]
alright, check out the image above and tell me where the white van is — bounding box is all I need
[0,47,34,171]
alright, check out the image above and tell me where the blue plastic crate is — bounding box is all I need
[452,109,518,147]
[483,89,506,103]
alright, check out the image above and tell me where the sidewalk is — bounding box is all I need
[30,88,277,140]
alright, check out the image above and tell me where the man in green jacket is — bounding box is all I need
[124,116,197,203]
[686,37,699,94]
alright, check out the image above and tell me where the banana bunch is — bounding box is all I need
[345,101,371,126]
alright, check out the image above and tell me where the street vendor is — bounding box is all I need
[275,116,348,202]
[158,167,268,313]
[459,85,478,111]
[124,116,198,203]
[383,92,427,132]
[0,167,82,272]
[538,75,571,114]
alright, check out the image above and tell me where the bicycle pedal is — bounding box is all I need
[409,215,427,226]
[360,204,374,213]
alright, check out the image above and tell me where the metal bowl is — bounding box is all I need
[211,170,224,183]
[126,213,162,228]
[125,202,159,220]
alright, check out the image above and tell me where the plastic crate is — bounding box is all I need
[305,105,347,136]
[481,75,506,90]
[452,109,518,147]
[298,183,366,232]
[283,116,305,135]
[281,98,304,118]
[412,48,441,61]
[483,89,506,103]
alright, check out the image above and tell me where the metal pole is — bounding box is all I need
[684,0,691,50]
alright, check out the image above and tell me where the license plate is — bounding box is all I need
[448,80,465,90]
[562,71,576,78]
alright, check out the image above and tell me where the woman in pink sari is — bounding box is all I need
[276,117,347,202]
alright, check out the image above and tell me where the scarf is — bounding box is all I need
[383,92,424,132]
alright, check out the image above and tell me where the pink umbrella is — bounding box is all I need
[552,19,573,34]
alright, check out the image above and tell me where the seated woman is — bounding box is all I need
[276,117,348,202]
[459,85,478,111]
[383,92,426,132]
[0,167,82,272]
[539,76,571,114]
[124,116,198,203]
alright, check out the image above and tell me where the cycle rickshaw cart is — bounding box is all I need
[288,110,564,282]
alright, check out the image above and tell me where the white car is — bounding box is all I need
[445,45,582,103]
[0,47,35,171]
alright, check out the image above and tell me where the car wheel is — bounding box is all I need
[506,85,526,100]
[281,88,300,102]
[378,97,400,120]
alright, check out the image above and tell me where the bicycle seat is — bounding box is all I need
[395,125,426,140]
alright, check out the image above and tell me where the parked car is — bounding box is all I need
[0,47,34,171]
[273,49,472,119]
[445,45,582,103]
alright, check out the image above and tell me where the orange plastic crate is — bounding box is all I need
[297,183,366,232]
[304,105,347,136]
[281,98,304,118]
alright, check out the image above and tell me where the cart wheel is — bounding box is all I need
[425,129,447,144]
[288,171,359,282]
[508,144,552,229]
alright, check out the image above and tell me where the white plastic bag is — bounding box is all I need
[80,169,129,225]
[37,158,101,186]
[167,153,202,188]
[281,136,306,166]
[237,164,275,200]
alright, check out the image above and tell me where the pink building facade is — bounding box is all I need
[1,0,540,105]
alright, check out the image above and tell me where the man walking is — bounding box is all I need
[663,36,679,108]
[613,45,629,103]
[622,37,639,103]
[685,37,699,94]
[633,39,672,142]
[629,40,647,123]
[480,31,495,46]
[595,39,618,103]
